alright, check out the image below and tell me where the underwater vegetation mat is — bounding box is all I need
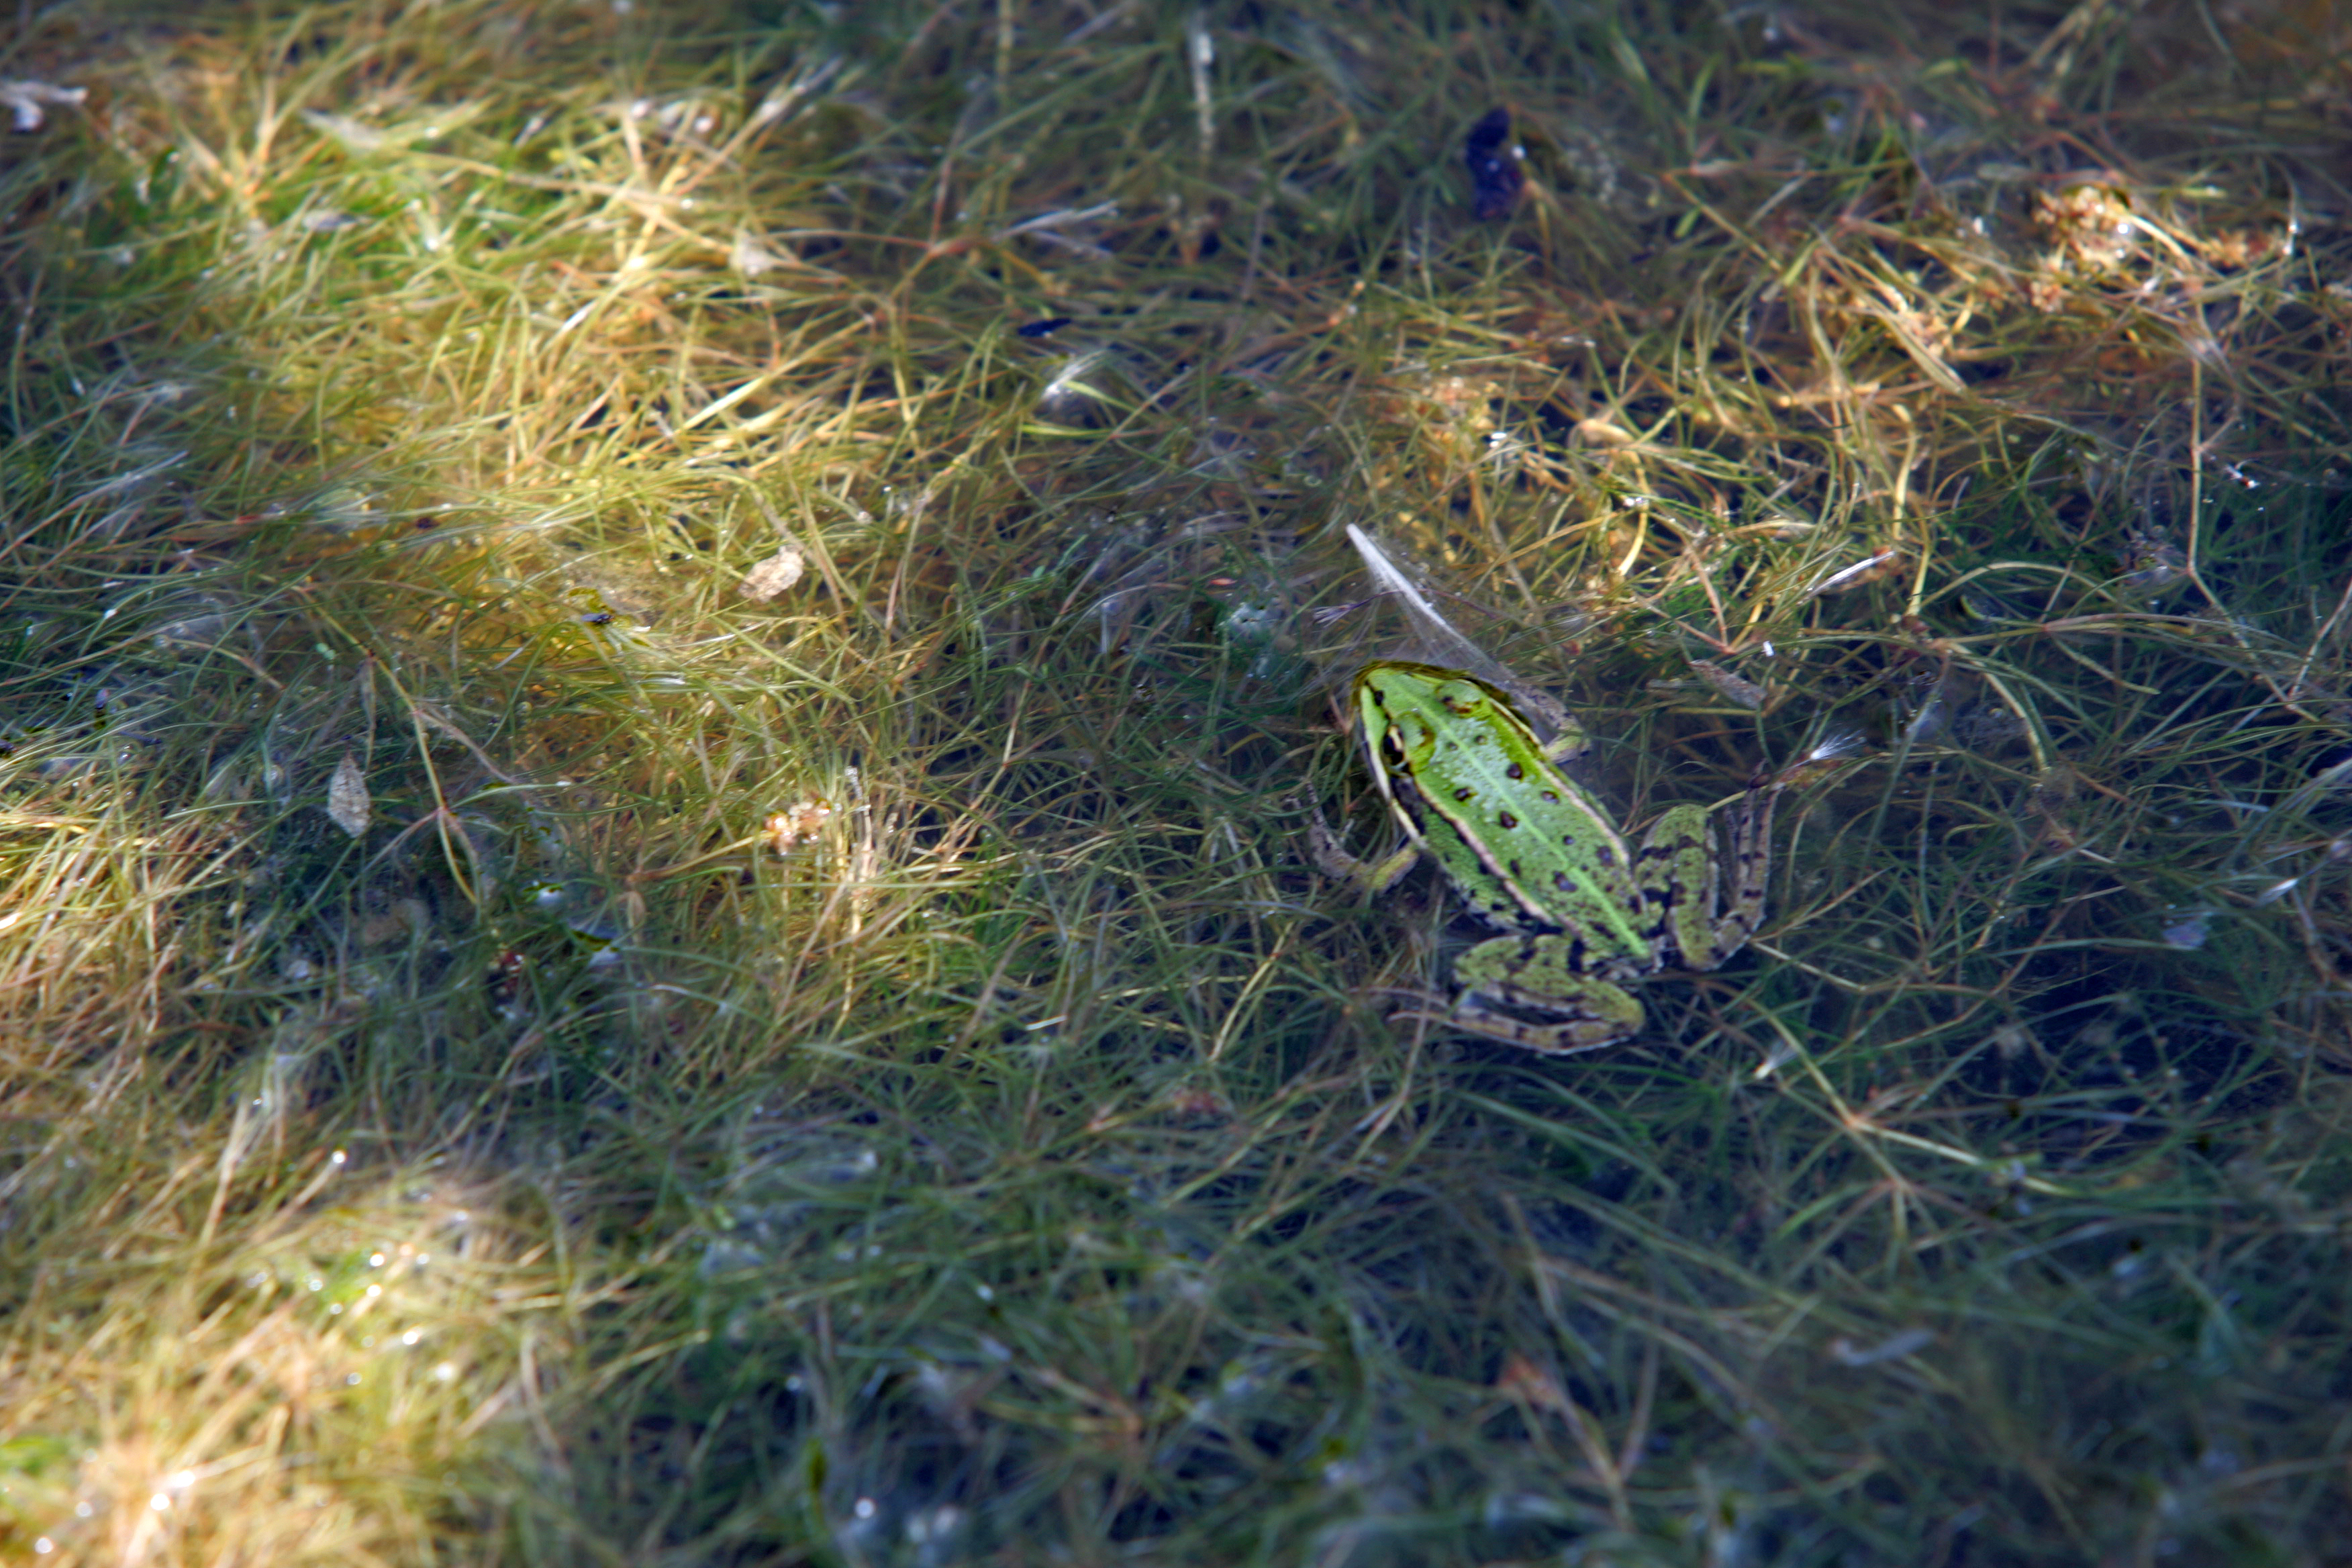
[1,0,2350,1563]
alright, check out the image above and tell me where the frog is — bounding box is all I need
[1310,660,1777,1055]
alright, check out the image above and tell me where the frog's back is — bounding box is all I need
[1367,665,1646,950]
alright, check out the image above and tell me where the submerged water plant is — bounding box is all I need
[1,1,2349,1563]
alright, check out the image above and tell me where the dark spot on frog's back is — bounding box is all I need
[1541,789,1559,802]
[1497,810,1518,829]
[1506,761,1524,780]
[1453,786,1474,802]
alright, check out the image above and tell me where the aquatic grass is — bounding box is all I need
[1,0,2349,1563]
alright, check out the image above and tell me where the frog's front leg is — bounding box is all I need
[1307,800,1420,895]
[1635,790,1775,970]
[1437,934,1646,1055]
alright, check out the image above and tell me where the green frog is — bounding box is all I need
[1312,660,1777,1055]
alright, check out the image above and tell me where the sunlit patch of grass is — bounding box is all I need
[1,0,2349,1562]
[1,1128,583,1565]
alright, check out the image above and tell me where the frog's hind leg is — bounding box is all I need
[1635,787,1777,970]
[1424,934,1645,1055]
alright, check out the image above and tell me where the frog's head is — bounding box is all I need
[1355,660,1585,762]
[1355,660,1512,731]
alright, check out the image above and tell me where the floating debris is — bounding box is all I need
[326,752,371,838]
[738,544,805,601]
[1689,658,1768,709]
[0,80,86,132]
[1465,108,1524,219]
[766,797,835,853]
